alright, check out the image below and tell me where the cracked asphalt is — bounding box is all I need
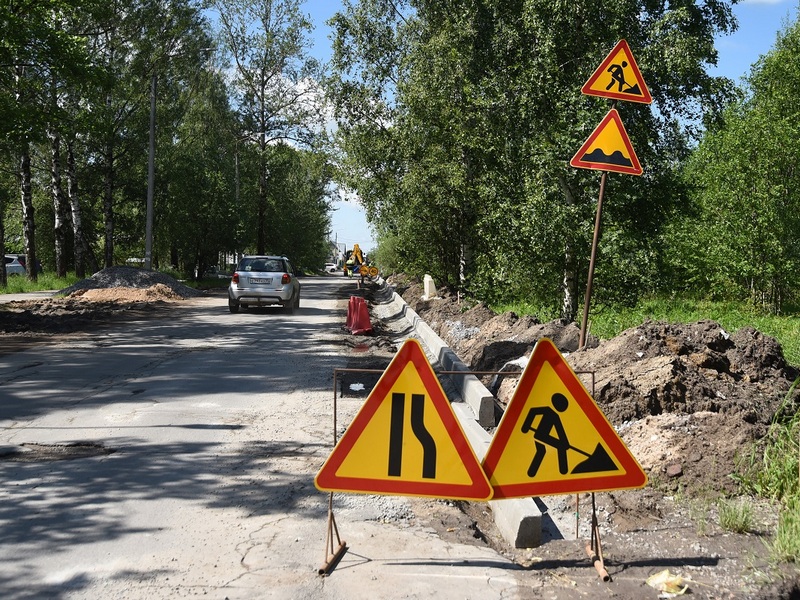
[0,277,534,600]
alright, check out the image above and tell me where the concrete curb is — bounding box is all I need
[388,291,542,548]
[389,293,495,427]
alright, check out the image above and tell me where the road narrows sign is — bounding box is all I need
[581,39,652,104]
[315,338,493,500]
[570,109,642,176]
[481,338,647,499]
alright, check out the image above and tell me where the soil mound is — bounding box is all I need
[387,275,800,498]
[1,267,203,335]
[59,266,203,299]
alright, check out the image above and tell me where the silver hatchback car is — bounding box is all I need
[228,255,301,314]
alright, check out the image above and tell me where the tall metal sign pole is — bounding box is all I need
[570,40,652,348]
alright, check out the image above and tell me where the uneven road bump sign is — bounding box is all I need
[570,108,642,176]
[315,339,493,500]
[581,39,652,104]
[482,338,647,499]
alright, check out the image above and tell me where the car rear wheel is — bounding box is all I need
[228,297,240,313]
[282,294,296,314]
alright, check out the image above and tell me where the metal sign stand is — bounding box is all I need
[569,372,609,581]
[319,492,347,576]
[320,366,614,581]
[317,368,363,576]
[576,157,617,583]
[318,366,515,574]
[586,492,611,581]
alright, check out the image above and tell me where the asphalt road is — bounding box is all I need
[0,277,531,600]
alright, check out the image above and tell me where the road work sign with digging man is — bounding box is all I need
[482,338,647,499]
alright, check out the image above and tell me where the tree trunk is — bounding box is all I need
[0,197,6,287]
[50,127,69,278]
[257,136,267,254]
[559,177,579,322]
[104,141,114,268]
[67,138,87,278]
[19,146,38,282]
[561,240,578,323]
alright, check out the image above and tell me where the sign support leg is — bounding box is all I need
[579,170,608,349]
[585,492,611,581]
[318,371,348,575]
[319,492,347,575]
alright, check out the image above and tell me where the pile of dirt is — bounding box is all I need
[0,267,203,335]
[59,266,203,299]
[366,275,800,597]
[386,275,799,499]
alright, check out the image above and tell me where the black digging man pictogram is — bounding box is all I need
[521,392,620,478]
[606,60,628,92]
[604,59,643,96]
[520,392,572,477]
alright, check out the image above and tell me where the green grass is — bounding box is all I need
[718,498,754,533]
[0,270,234,294]
[735,382,800,562]
[496,296,800,367]
[0,272,79,294]
[589,298,800,366]
[772,496,800,563]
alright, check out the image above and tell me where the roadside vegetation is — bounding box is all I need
[495,296,800,367]
[736,381,800,562]
[1,0,332,284]
[0,273,79,295]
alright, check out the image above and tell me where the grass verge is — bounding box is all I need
[495,296,800,367]
[736,380,800,562]
[0,272,79,294]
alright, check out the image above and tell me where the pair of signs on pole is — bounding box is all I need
[315,338,646,501]
[571,40,651,176]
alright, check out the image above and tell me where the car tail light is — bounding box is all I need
[18,256,25,267]
[232,273,239,284]
[281,273,291,284]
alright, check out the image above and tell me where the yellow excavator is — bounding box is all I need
[343,244,365,277]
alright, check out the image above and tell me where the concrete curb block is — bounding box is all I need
[390,292,495,427]
[389,291,542,548]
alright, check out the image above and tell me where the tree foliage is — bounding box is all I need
[213,0,326,255]
[1,0,334,284]
[327,0,739,318]
[675,15,800,313]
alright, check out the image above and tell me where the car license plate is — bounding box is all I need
[249,277,272,284]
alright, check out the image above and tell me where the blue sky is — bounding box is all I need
[712,0,798,81]
[311,0,799,251]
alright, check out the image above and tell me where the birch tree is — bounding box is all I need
[214,0,324,254]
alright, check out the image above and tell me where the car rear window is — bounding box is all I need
[240,258,284,272]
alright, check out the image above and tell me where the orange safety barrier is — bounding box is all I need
[345,296,373,335]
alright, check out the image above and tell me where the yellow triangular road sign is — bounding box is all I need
[315,339,493,500]
[582,39,652,104]
[482,338,647,499]
[570,109,642,176]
